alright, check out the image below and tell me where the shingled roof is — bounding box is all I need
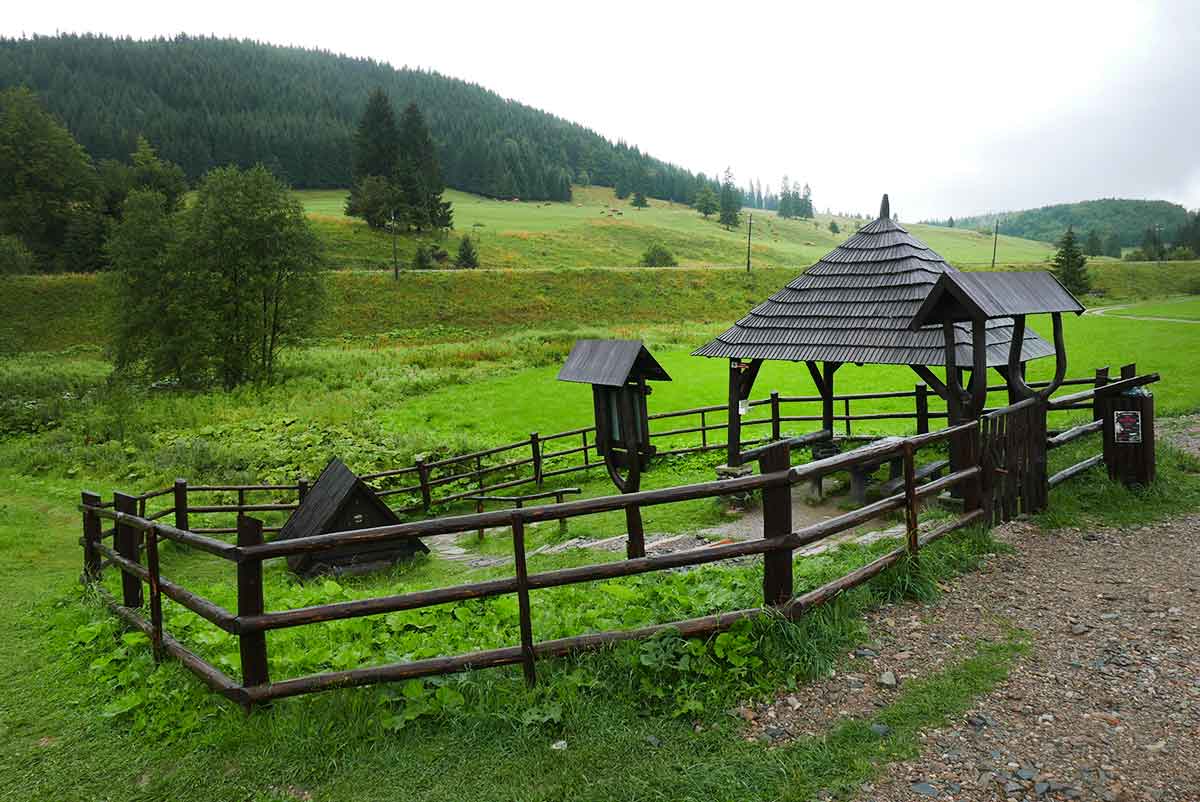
[693,195,1055,367]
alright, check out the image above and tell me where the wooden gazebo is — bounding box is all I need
[693,194,1056,465]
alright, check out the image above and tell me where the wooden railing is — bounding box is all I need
[79,419,986,710]
[358,372,1107,515]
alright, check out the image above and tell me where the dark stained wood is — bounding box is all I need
[770,391,782,441]
[1049,373,1158,409]
[625,506,645,559]
[915,383,930,434]
[759,443,793,606]
[1098,382,1156,487]
[415,457,432,512]
[821,361,841,443]
[902,442,919,561]
[530,432,543,489]
[510,515,537,686]
[145,526,164,661]
[113,492,143,608]
[1093,367,1110,421]
[81,491,102,581]
[236,517,269,694]
[172,479,189,538]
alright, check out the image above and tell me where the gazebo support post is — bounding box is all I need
[725,358,762,467]
[805,360,841,460]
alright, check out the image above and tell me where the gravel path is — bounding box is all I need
[742,514,1199,802]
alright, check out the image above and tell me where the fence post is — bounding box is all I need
[582,430,590,466]
[1120,362,1136,381]
[530,432,543,489]
[415,457,432,512]
[758,442,793,606]
[700,410,708,449]
[113,492,143,609]
[843,397,851,437]
[915,383,929,435]
[173,479,189,535]
[237,516,269,700]
[1092,367,1110,422]
[902,441,919,566]
[145,526,164,662]
[81,490,102,582]
[298,478,309,504]
[510,514,537,687]
[770,392,781,441]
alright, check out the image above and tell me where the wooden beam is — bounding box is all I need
[910,364,948,399]
[805,361,826,396]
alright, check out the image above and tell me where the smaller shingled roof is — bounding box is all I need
[909,271,1085,329]
[557,340,672,387]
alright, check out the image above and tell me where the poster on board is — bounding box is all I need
[1114,410,1142,444]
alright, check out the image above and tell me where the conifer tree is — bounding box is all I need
[455,235,479,268]
[1084,229,1103,257]
[1103,231,1122,258]
[829,220,840,234]
[352,88,400,183]
[397,102,452,232]
[632,190,648,208]
[718,168,740,229]
[1052,227,1091,295]
[694,185,718,218]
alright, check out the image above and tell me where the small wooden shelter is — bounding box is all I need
[694,194,1056,464]
[557,339,671,493]
[910,270,1084,418]
[277,457,428,578]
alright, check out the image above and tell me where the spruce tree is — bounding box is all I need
[829,221,840,235]
[351,88,399,183]
[632,190,648,208]
[1052,227,1091,295]
[694,185,718,218]
[397,102,452,232]
[1084,229,1103,257]
[718,168,740,229]
[455,235,479,268]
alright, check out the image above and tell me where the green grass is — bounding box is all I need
[298,185,1058,270]
[6,260,1200,356]
[1108,295,1200,320]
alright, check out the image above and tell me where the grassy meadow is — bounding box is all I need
[1108,295,1200,320]
[299,185,1059,270]
[3,211,1200,800]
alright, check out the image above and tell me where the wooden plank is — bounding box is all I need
[511,516,537,687]
[81,491,102,581]
[1049,454,1104,487]
[236,517,269,694]
[113,492,143,608]
[902,442,919,561]
[145,526,164,661]
[1047,419,1103,449]
[759,443,793,606]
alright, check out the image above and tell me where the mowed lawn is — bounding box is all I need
[1108,296,1200,320]
[297,185,1058,270]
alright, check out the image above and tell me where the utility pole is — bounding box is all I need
[991,220,999,269]
[746,213,753,273]
[391,208,398,280]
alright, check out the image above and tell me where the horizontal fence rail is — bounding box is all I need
[75,365,1155,710]
[80,417,988,709]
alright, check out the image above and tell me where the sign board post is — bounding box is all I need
[1099,387,1156,487]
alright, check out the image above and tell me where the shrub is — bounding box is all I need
[455,235,479,268]
[412,245,434,270]
[0,234,36,274]
[640,243,677,267]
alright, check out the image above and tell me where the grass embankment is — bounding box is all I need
[4,261,1200,355]
[299,185,1058,270]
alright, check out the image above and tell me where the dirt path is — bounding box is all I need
[1085,302,1200,325]
[741,513,1199,802]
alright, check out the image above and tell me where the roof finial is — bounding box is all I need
[879,193,890,220]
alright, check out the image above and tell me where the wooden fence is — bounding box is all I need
[76,367,1155,710]
[359,373,1105,515]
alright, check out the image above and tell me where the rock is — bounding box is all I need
[877,670,899,689]
[645,735,661,748]
[1005,781,1024,794]
[853,647,879,658]
[786,695,801,710]
[1017,767,1036,780]
[1035,781,1050,795]
[869,723,891,737]
[910,782,939,797]
[1100,612,1120,620]
[847,677,865,689]
[1144,739,1167,752]
[550,739,568,750]
[1071,623,1091,635]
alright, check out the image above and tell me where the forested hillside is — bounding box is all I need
[931,198,1191,247]
[0,34,709,201]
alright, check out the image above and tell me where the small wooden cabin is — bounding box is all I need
[277,458,428,578]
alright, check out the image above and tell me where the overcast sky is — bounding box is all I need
[7,1,1198,219]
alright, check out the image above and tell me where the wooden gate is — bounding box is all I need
[978,397,1048,524]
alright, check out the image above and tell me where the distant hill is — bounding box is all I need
[0,34,708,202]
[928,199,1192,247]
